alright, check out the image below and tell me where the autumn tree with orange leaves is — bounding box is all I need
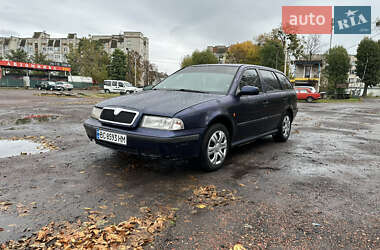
[226,41,260,65]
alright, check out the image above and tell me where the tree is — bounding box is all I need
[181,55,193,68]
[301,35,321,61]
[126,50,143,85]
[259,39,284,71]
[324,46,350,93]
[256,26,304,60]
[180,50,218,68]
[31,52,51,65]
[143,60,156,85]
[226,41,260,64]
[6,49,30,62]
[66,39,109,83]
[108,49,127,80]
[356,38,380,97]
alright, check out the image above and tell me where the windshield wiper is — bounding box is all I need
[176,89,208,93]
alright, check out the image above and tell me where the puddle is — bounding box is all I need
[15,115,59,125]
[0,140,49,158]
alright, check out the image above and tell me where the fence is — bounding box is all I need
[0,76,99,89]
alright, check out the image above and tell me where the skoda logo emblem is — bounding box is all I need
[114,108,123,116]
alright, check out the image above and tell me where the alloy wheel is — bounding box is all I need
[207,130,228,165]
[282,115,291,137]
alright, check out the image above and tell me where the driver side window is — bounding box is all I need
[239,69,262,93]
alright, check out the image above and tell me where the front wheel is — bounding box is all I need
[273,113,292,142]
[200,124,229,171]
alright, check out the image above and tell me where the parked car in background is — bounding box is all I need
[103,80,140,94]
[55,82,73,91]
[35,81,43,90]
[84,64,298,171]
[295,87,321,102]
[40,81,56,90]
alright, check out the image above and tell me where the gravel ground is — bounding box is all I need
[0,89,379,249]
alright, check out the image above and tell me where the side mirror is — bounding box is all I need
[239,86,259,96]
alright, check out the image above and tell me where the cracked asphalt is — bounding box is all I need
[0,89,379,249]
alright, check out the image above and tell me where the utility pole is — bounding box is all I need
[284,41,287,75]
[329,18,334,52]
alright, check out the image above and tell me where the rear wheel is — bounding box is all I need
[306,96,314,103]
[200,124,229,171]
[273,112,292,142]
[105,89,110,94]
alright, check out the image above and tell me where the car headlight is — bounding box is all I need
[91,107,102,120]
[141,115,184,130]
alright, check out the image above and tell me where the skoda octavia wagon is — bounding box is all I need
[84,64,297,171]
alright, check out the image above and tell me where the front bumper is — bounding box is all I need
[83,118,204,159]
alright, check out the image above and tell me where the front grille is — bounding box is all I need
[100,108,138,126]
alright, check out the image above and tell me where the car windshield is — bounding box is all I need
[153,65,238,94]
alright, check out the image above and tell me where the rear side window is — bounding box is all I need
[259,70,282,92]
[275,73,293,90]
[104,81,111,86]
[239,69,262,92]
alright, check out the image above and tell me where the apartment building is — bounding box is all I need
[347,55,362,88]
[91,31,149,62]
[0,31,149,64]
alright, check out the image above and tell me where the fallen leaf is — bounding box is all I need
[196,204,207,209]
[233,243,247,250]
[238,183,246,187]
[99,205,108,210]
[0,227,4,232]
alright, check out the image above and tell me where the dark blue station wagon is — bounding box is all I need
[84,64,297,171]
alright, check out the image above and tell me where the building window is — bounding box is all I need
[304,66,311,78]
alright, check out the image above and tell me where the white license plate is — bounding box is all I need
[96,129,127,145]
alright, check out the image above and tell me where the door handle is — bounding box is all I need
[263,100,269,105]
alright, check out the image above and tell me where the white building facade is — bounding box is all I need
[0,31,149,64]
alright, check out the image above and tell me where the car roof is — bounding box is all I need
[189,64,285,74]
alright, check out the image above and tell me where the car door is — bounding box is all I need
[299,89,308,99]
[233,68,268,141]
[117,81,125,92]
[258,69,284,131]
[111,81,118,92]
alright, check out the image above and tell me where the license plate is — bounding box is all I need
[96,129,127,145]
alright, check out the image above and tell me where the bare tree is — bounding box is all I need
[302,35,321,61]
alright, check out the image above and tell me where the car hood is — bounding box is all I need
[96,90,221,117]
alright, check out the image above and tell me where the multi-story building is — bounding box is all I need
[347,55,362,88]
[207,45,228,63]
[0,31,149,64]
[91,32,149,62]
[0,31,79,63]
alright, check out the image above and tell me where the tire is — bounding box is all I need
[306,96,314,103]
[105,89,110,94]
[273,112,292,142]
[199,124,230,171]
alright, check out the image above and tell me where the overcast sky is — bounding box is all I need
[0,0,379,74]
